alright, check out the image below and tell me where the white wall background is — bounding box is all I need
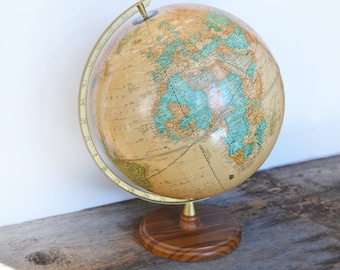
[1,0,339,227]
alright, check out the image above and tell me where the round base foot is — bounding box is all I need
[139,204,241,262]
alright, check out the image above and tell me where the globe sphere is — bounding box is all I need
[80,3,284,202]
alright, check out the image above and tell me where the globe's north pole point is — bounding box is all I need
[79,0,284,262]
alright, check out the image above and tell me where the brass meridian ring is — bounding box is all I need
[78,0,206,205]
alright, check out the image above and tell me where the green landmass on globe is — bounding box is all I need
[81,3,284,201]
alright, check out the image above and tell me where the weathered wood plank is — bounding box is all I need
[0,155,339,269]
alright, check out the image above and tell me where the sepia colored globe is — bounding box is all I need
[79,1,284,204]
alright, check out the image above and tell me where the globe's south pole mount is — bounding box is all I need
[79,0,189,205]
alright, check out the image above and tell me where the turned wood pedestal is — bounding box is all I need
[139,204,241,262]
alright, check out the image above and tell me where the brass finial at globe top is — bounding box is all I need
[137,2,148,19]
[133,1,158,25]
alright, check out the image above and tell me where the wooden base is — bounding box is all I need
[139,204,241,262]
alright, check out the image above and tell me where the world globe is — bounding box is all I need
[79,0,284,261]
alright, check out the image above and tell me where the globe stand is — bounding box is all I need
[139,202,242,262]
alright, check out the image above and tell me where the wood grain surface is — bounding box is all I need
[0,155,339,269]
[139,204,241,262]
